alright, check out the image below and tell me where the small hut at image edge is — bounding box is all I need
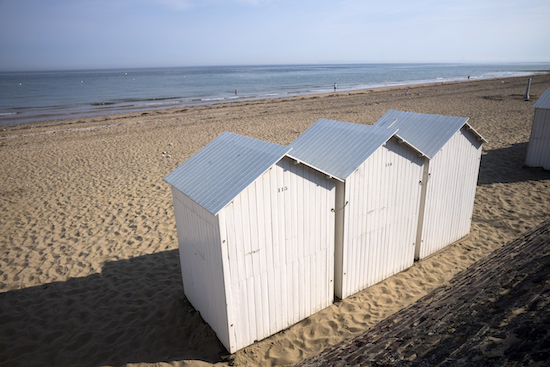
[164,131,337,353]
[525,87,550,170]
[288,119,426,300]
[375,110,487,261]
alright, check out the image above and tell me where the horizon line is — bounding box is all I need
[2,61,550,73]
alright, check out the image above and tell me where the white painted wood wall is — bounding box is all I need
[335,137,424,299]
[172,156,336,353]
[415,127,483,260]
[171,186,231,347]
[525,108,550,170]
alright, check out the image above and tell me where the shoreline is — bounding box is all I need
[1,73,546,136]
[1,71,547,130]
[1,72,550,367]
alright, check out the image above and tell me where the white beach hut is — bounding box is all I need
[374,110,487,260]
[164,132,336,353]
[288,119,425,300]
[525,87,550,170]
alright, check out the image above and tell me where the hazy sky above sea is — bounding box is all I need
[0,0,549,71]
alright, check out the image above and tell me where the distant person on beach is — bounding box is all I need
[468,76,470,80]
[235,90,237,95]
[334,83,337,91]
[405,90,409,96]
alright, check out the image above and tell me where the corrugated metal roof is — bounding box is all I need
[533,87,550,109]
[164,131,290,215]
[288,119,399,180]
[374,110,486,159]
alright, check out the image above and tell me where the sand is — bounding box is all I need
[1,74,550,367]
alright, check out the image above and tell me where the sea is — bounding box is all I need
[1,63,549,126]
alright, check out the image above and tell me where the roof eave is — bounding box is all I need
[464,122,488,144]
[285,153,346,182]
[393,133,430,159]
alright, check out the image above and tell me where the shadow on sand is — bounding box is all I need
[478,142,550,185]
[3,145,549,367]
[0,250,226,367]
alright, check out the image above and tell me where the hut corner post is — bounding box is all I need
[524,78,532,101]
[333,180,346,299]
[414,158,430,260]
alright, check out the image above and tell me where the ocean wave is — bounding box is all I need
[144,96,182,102]
[89,96,184,107]
[0,112,18,116]
[140,100,182,107]
[262,93,287,97]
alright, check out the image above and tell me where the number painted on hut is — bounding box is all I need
[277,186,288,193]
[385,162,393,167]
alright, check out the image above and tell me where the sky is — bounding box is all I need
[0,0,549,71]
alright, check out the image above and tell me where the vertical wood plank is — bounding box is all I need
[246,276,256,347]
[267,267,276,335]
[276,161,286,271]
[253,269,264,340]
[258,175,268,275]
[248,181,261,276]
[260,270,270,339]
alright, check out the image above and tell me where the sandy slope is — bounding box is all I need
[1,74,550,367]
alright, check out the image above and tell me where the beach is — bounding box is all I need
[1,74,550,366]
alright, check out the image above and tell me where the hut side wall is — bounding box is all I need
[217,156,336,353]
[170,187,230,349]
[337,137,424,299]
[416,127,483,260]
[525,109,550,170]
